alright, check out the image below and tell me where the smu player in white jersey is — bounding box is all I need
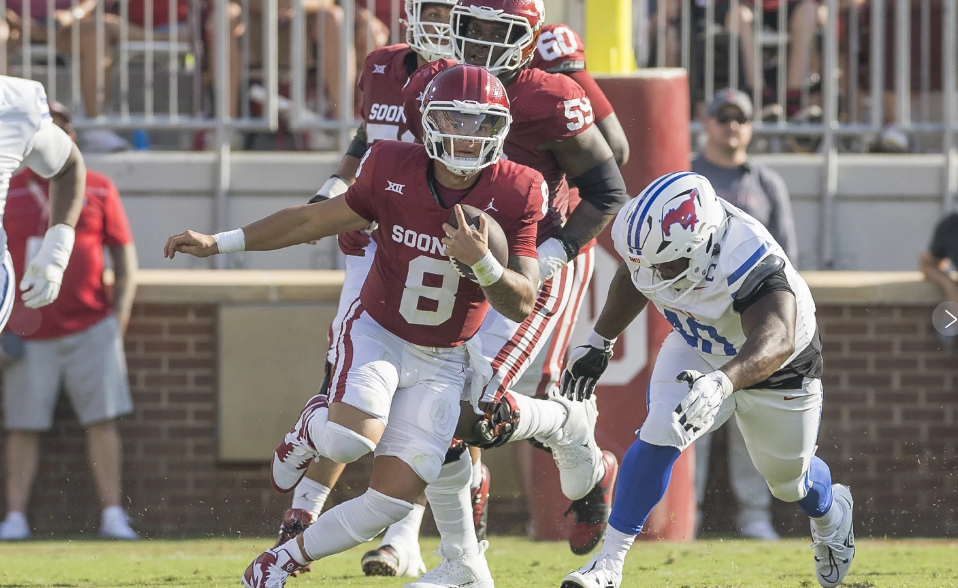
[560,172,855,588]
[0,76,86,327]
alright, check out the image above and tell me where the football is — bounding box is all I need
[447,205,510,283]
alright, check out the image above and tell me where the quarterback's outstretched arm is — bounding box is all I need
[164,197,370,259]
[720,290,797,390]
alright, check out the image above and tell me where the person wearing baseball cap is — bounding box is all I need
[691,87,798,542]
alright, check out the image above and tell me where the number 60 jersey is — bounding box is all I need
[344,141,545,348]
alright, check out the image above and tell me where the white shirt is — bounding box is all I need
[613,200,818,371]
[0,76,74,250]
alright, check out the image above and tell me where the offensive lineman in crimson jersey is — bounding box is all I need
[165,65,545,588]
[398,1,630,570]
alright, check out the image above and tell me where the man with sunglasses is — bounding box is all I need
[692,87,798,542]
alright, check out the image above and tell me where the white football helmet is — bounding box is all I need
[405,0,458,62]
[616,171,726,298]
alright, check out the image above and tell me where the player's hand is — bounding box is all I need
[338,230,371,256]
[164,230,218,259]
[673,369,734,433]
[537,237,570,283]
[560,333,614,401]
[443,204,488,267]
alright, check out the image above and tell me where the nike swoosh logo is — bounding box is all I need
[783,395,802,401]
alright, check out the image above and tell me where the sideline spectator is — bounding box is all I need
[0,102,139,541]
[691,88,799,540]
[920,212,958,304]
[2,1,193,152]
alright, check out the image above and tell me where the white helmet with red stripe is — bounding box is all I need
[451,0,545,75]
[404,0,459,61]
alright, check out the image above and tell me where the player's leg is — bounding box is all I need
[562,334,733,588]
[727,419,778,539]
[245,344,470,587]
[733,380,853,588]
[466,445,490,541]
[1,330,61,541]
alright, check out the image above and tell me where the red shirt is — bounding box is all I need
[345,141,544,348]
[4,169,133,340]
[128,0,189,27]
[358,44,420,145]
[405,59,592,245]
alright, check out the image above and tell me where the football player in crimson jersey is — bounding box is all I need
[165,65,545,588]
[397,0,630,571]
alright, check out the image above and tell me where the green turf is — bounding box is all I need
[0,536,956,587]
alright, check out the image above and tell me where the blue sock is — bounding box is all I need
[797,456,833,518]
[607,438,681,535]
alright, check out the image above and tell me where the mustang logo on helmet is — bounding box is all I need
[661,189,699,238]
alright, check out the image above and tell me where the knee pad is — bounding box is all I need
[376,386,460,484]
[339,489,414,544]
[323,422,377,464]
[472,392,520,449]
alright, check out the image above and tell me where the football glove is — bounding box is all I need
[338,230,371,256]
[560,331,615,401]
[673,369,734,433]
[20,224,74,309]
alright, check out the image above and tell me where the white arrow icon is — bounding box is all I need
[947,311,957,329]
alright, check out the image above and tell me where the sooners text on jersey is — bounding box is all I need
[404,59,594,245]
[344,141,545,348]
[359,44,420,145]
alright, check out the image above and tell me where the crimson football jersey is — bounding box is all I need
[530,24,614,123]
[344,141,545,348]
[359,44,421,145]
[404,59,592,244]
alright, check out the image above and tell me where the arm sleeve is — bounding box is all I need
[761,168,799,263]
[102,180,134,247]
[22,122,73,179]
[342,145,379,223]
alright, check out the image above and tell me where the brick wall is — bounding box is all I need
[1,301,955,537]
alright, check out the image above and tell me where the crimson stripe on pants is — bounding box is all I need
[331,300,365,403]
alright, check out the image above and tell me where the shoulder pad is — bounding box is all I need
[733,254,785,300]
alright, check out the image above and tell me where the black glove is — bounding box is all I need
[559,333,615,401]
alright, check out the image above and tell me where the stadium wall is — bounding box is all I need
[85,153,948,273]
[0,272,955,538]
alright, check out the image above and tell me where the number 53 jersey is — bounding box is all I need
[612,200,822,389]
[344,141,545,349]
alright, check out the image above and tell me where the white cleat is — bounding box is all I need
[540,395,603,501]
[100,508,139,540]
[362,542,427,578]
[811,484,855,588]
[404,540,494,588]
[740,520,780,541]
[270,395,327,493]
[0,512,30,541]
[561,553,622,588]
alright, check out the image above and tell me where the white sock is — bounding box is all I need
[601,526,635,569]
[301,489,413,561]
[509,393,567,442]
[380,503,426,549]
[4,511,27,524]
[471,457,483,491]
[426,453,480,559]
[292,478,332,518]
[812,499,844,537]
[280,536,310,566]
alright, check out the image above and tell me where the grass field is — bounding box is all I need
[1,536,956,587]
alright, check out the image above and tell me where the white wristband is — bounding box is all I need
[314,176,350,200]
[471,250,504,287]
[587,330,616,350]
[213,229,246,254]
